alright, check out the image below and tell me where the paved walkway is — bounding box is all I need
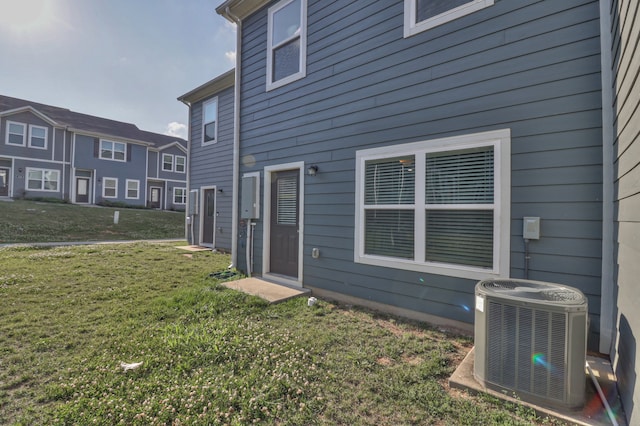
[0,239,185,248]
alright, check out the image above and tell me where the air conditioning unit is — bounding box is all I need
[474,278,588,409]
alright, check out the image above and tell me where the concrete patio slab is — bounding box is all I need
[175,245,212,252]
[221,277,310,304]
[449,347,626,426]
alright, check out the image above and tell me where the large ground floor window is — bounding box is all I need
[354,129,511,280]
[26,168,59,192]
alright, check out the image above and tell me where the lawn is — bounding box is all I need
[0,242,560,425]
[0,200,185,243]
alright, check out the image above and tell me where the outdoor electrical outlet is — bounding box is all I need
[312,248,320,259]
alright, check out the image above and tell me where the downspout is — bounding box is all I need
[226,6,242,270]
[179,97,193,243]
[599,0,615,355]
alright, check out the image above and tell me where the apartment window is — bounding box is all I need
[404,0,494,37]
[267,0,307,90]
[175,156,186,173]
[162,153,173,171]
[103,177,118,198]
[203,98,218,144]
[100,140,126,161]
[355,129,510,280]
[126,179,139,199]
[26,168,60,191]
[29,125,47,149]
[173,187,186,205]
[6,121,26,146]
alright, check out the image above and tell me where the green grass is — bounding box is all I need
[0,242,562,425]
[0,200,184,243]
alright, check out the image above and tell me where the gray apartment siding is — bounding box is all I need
[74,134,147,206]
[187,85,234,250]
[235,0,604,346]
[609,0,640,422]
[148,151,159,178]
[159,146,188,211]
[157,145,188,181]
[0,111,72,200]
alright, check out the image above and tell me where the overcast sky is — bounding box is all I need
[0,0,236,140]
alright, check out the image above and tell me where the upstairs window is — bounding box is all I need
[162,153,174,171]
[202,98,217,144]
[404,0,494,37]
[175,156,186,173]
[267,0,307,90]
[6,121,26,146]
[355,129,510,280]
[29,125,47,149]
[100,140,126,161]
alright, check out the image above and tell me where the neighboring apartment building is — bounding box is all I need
[206,0,638,421]
[178,69,235,251]
[0,95,187,210]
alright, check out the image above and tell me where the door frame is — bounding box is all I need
[262,162,305,287]
[199,185,217,248]
[0,167,10,197]
[74,176,91,204]
[149,186,162,209]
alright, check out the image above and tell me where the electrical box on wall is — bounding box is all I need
[188,190,198,216]
[241,175,259,219]
[523,217,540,240]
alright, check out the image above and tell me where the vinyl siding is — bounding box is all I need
[0,112,70,200]
[609,0,640,422]
[237,0,603,345]
[74,134,147,206]
[188,85,234,250]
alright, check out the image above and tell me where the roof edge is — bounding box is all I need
[0,105,62,127]
[69,128,154,147]
[178,68,235,105]
[216,0,271,22]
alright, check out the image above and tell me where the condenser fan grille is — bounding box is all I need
[479,279,586,304]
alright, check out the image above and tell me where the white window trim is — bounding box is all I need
[125,179,140,200]
[175,155,186,173]
[404,0,494,38]
[202,97,218,145]
[25,167,60,192]
[102,177,118,198]
[173,187,187,205]
[266,0,308,91]
[28,124,48,150]
[6,121,26,146]
[100,139,127,162]
[162,153,174,172]
[354,129,510,280]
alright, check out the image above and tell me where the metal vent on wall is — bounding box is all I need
[474,278,588,409]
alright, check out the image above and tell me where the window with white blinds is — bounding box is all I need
[425,147,494,268]
[277,176,297,225]
[355,129,510,279]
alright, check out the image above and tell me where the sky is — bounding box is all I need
[0,0,236,140]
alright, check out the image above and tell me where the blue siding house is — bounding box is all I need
[178,69,235,251]
[210,0,639,422]
[0,95,187,210]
